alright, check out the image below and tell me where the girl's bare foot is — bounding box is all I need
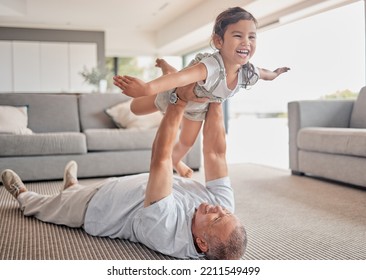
[174,161,193,178]
[155,58,178,75]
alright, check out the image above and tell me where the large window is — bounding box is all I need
[235,0,365,117]
[238,1,365,168]
[105,56,182,92]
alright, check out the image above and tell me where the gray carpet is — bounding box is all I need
[224,164,366,260]
[1,163,365,260]
[0,179,176,260]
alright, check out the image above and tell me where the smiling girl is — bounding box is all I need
[113,7,290,177]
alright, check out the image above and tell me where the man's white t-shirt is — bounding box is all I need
[84,173,233,259]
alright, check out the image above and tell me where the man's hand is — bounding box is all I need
[113,75,153,98]
[176,83,209,103]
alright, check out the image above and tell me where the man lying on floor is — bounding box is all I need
[1,84,247,260]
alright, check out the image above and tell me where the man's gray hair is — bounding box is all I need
[206,225,247,260]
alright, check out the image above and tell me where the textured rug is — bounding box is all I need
[1,163,365,260]
[0,179,176,260]
[224,164,366,260]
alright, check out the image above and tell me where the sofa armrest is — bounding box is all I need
[288,100,354,171]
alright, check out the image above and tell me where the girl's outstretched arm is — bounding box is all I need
[259,67,290,81]
[113,75,151,97]
[114,63,207,98]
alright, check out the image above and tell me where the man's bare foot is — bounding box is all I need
[174,161,193,178]
[155,58,178,75]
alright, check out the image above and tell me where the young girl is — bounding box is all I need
[113,7,290,178]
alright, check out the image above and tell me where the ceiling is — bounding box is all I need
[0,0,358,57]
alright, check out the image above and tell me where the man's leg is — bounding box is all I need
[1,162,102,228]
[1,169,27,199]
[62,160,78,191]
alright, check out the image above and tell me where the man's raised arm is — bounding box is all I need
[202,103,228,182]
[144,94,186,207]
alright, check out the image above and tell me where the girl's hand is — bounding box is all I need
[274,67,290,76]
[259,67,290,81]
[113,75,152,97]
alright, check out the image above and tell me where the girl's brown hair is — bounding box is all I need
[212,7,258,40]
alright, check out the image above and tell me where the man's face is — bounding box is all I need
[192,202,238,241]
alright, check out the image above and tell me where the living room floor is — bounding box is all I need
[226,116,288,169]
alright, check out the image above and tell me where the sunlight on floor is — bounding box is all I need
[226,116,289,170]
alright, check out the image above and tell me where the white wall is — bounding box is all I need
[40,42,69,92]
[0,41,13,92]
[13,41,41,92]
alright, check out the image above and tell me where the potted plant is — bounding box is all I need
[80,65,109,93]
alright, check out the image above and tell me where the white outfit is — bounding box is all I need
[155,52,260,121]
[17,174,233,259]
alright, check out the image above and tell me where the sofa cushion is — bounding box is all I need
[78,93,131,131]
[0,132,87,156]
[350,86,366,128]
[0,105,33,135]
[298,127,366,157]
[84,128,156,151]
[105,100,162,129]
[0,93,80,133]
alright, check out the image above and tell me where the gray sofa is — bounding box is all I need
[288,86,366,188]
[0,93,201,181]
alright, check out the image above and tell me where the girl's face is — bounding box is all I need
[214,19,257,67]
